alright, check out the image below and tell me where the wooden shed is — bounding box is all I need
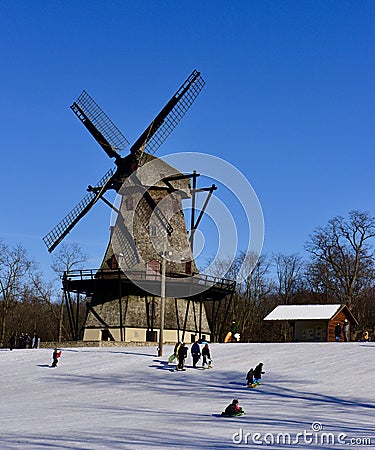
[263,304,358,342]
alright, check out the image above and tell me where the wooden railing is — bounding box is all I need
[63,268,236,292]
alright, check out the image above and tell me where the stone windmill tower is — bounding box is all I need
[43,70,235,344]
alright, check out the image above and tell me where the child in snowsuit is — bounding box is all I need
[253,362,264,384]
[221,399,244,417]
[51,348,62,367]
[246,368,254,387]
[202,343,211,368]
[191,341,201,368]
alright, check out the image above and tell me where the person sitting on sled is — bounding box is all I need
[246,368,254,386]
[253,362,265,384]
[221,399,244,416]
[51,348,62,367]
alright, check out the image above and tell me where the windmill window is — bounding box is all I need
[110,255,118,270]
[147,260,161,274]
[185,261,192,274]
[125,197,134,211]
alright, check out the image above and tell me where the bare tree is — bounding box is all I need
[274,253,304,305]
[27,269,65,341]
[51,243,88,341]
[204,252,273,341]
[238,253,274,340]
[51,242,88,274]
[305,210,375,309]
[0,241,32,345]
[273,253,304,341]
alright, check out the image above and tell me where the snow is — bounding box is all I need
[1,342,374,449]
[264,304,342,321]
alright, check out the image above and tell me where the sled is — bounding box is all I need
[221,411,245,417]
[168,354,176,364]
[224,332,233,343]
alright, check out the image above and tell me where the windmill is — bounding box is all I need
[43,70,235,343]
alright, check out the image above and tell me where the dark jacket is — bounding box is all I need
[246,369,254,384]
[224,401,242,416]
[191,342,200,355]
[178,344,187,360]
[253,363,264,379]
[335,324,342,336]
[202,344,210,359]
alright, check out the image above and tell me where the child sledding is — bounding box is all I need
[221,399,245,417]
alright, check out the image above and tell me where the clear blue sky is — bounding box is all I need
[1,0,374,280]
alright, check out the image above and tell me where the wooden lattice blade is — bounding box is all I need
[130,69,205,160]
[71,90,129,159]
[43,169,115,252]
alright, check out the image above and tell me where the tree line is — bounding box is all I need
[1,210,375,346]
[208,210,375,342]
[0,242,88,347]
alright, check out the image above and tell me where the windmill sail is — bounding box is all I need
[43,169,115,253]
[44,70,205,253]
[71,90,129,159]
[130,69,205,160]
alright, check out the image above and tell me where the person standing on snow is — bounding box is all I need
[202,343,212,368]
[191,341,201,368]
[176,342,187,370]
[342,319,349,342]
[253,362,265,384]
[335,322,342,342]
[9,334,15,351]
[51,348,62,367]
[246,368,255,387]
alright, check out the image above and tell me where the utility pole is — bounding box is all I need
[158,247,167,357]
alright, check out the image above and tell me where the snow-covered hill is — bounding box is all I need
[1,342,374,449]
